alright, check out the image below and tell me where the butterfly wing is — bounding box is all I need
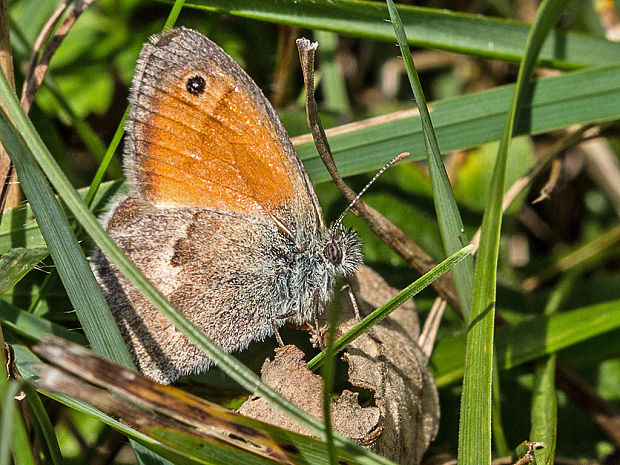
[94,198,300,384]
[125,27,322,228]
[94,28,331,383]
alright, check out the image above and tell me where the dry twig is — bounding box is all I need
[471,125,597,252]
[418,299,446,358]
[21,0,95,113]
[532,157,562,204]
[296,38,462,316]
[0,0,20,212]
[20,0,73,112]
[556,363,620,447]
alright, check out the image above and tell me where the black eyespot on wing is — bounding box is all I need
[324,241,343,265]
[186,75,206,95]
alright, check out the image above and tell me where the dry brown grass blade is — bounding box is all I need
[296,37,462,316]
[556,363,620,448]
[33,336,298,464]
[471,124,597,252]
[0,0,21,212]
[20,0,95,113]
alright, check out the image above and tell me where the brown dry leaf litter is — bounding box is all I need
[238,265,440,465]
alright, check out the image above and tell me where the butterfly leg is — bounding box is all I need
[271,308,300,347]
[342,283,361,320]
[312,312,323,349]
[271,320,285,347]
[309,291,328,349]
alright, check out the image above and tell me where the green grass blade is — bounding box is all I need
[457,1,570,463]
[21,384,63,465]
[171,0,620,69]
[163,0,186,30]
[11,411,36,465]
[0,247,48,294]
[131,442,185,465]
[0,382,17,465]
[0,60,393,465]
[386,0,473,318]
[531,356,556,464]
[529,271,579,464]
[0,78,134,369]
[0,300,87,344]
[0,381,35,465]
[431,298,620,386]
[294,63,620,184]
[491,363,510,456]
[84,110,128,208]
[322,295,341,465]
[308,244,473,370]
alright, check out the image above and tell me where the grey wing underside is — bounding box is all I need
[93,200,295,384]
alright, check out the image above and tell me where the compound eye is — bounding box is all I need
[324,242,343,265]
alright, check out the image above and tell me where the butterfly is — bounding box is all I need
[92,27,362,384]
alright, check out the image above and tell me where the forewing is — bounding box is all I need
[125,27,320,225]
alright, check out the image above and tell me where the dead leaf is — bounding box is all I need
[238,265,440,464]
[238,345,382,443]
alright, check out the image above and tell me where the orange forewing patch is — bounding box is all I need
[134,70,295,216]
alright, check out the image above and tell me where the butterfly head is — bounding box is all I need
[322,224,362,278]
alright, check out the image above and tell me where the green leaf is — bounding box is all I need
[0,382,18,465]
[293,64,620,184]
[0,247,48,294]
[170,0,620,69]
[386,0,474,319]
[431,298,620,386]
[0,300,87,344]
[530,358,556,465]
[314,30,351,115]
[132,442,180,465]
[308,244,473,370]
[457,2,571,463]
[0,381,36,465]
[21,384,63,465]
[529,271,579,465]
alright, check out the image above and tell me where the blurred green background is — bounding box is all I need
[3,0,620,463]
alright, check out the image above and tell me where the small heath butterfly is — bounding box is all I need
[93,27,362,384]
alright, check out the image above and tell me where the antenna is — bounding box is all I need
[334,152,410,228]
